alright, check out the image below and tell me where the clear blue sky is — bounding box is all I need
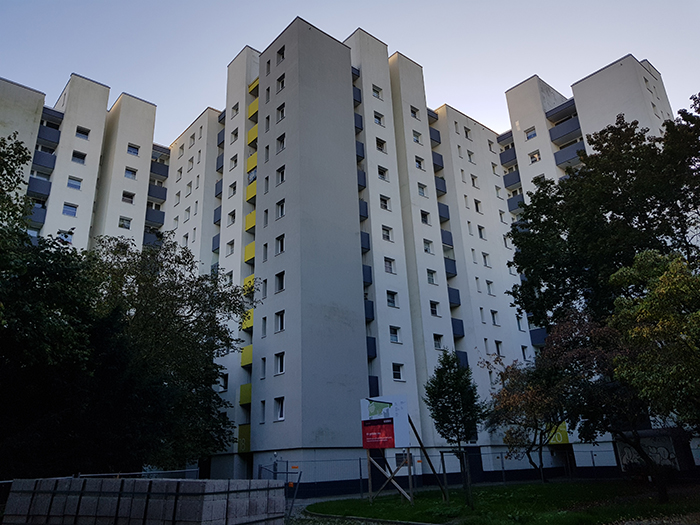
[1,0,698,145]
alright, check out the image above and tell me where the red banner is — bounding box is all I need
[362,418,395,449]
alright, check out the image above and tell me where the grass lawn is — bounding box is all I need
[305,481,700,525]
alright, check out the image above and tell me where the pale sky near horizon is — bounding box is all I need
[1,0,698,146]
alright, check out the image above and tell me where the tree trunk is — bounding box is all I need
[616,432,669,504]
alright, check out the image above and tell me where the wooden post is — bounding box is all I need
[367,449,373,503]
[407,448,414,505]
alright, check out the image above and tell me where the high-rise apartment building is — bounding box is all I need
[0,18,674,486]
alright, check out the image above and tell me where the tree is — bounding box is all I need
[424,351,483,506]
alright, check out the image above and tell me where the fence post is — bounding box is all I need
[359,458,364,499]
[500,455,506,485]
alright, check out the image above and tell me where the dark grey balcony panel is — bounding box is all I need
[216,153,224,173]
[37,125,60,147]
[217,129,225,146]
[218,109,226,123]
[497,130,513,144]
[366,336,377,360]
[145,208,165,227]
[427,108,438,123]
[150,160,169,178]
[27,177,52,199]
[545,98,576,123]
[359,199,368,221]
[441,229,453,246]
[27,206,46,227]
[499,147,517,167]
[363,264,373,286]
[152,143,169,156]
[434,176,447,196]
[429,127,441,146]
[451,318,465,338]
[444,257,457,278]
[147,184,167,202]
[212,233,220,253]
[41,106,64,125]
[448,286,461,307]
[530,327,547,347]
[503,170,521,189]
[143,231,160,247]
[352,66,360,81]
[361,231,371,253]
[368,375,379,397]
[554,141,586,168]
[354,113,363,133]
[549,116,582,146]
[356,141,365,161]
[455,350,469,368]
[215,179,223,198]
[432,150,444,171]
[357,169,366,190]
[508,193,525,212]
[364,299,375,322]
[32,150,56,174]
[438,202,450,222]
[353,86,362,107]
[214,205,222,225]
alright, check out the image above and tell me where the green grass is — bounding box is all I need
[305,481,700,525]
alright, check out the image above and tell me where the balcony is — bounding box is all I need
[218,109,226,123]
[37,125,60,148]
[27,177,51,199]
[549,116,582,146]
[145,208,165,227]
[361,231,370,253]
[444,257,457,278]
[432,151,444,172]
[217,128,225,146]
[241,308,253,331]
[441,229,453,246]
[429,127,441,146]
[246,152,257,172]
[357,169,366,190]
[248,77,259,94]
[367,337,377,360]
[530,327,547,347]
[147,184,167,202]
[241,344,253,367]
[427,108,438,123]
[356,141,365,161]
[212,233,220,253]
[244,241,255,264]
[32,150,56,174]
[554,141,586,168]
[245,210,256,232]
[247,124,258,145]
[352,66,360,81]
[359,199,368,221]
[353,86,362,107]
[247,98,259,120]
[508,193,525,213]
[354,113,363,134]
[434,176,447,196]
[237,424,251,454]
[451,318,465,338]
[497,130,513,145]
[143,231,159,247]
[545,98,577,123]
[215,179,223,198]
[368,375,379,397]
[246,179,257,202]
[41,106,64,124]
[27,206,46,228]
[362,264,373,286]
[216,153,224,173]
[503,170,521,189]
[438,202,450,222]
[213,206,221,225]
[239,383,252,405]
[243,274,255,290]
[456,351,469,368]
[448,287,461,307]
[364,299,375,322]
[150,160,169,178]
[500,147,517,168]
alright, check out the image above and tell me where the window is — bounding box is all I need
[184,207,191,222]
[410,106,419,119]
[412,130,421,144]
[226,240,235,256]
[427,269,436,284]
[455,121,460,133]
[277,45,285,63]
[75,127,90,140]
[178,145,184,158]
[522,346,529,361]
[418,183,426,197]
[471,175,478,188]
[467,150,474,163]
[266,60,271,75]
[227,210,236,225]
[231,128,239,143]
[176,168,182,181]
[186,182,192,196]
[423,239,433,254]
[415,156,424,170]
[189,134,195,147]
[174,191,181,206]
[229,155,238,170]
[188,157,194,171]
[261,317,267,337]
[472,249,477,263]
[499,210,506,223]
[374,112,384,125]
[275,310,285,332]
[384,257,395,274]
[480,308,485,324]
[260,400,266,423]
[517,316,525,331]
[382,225,393,241]
[62,203,77,217]
[122,191,135,204]
[478,225,485,239]
[262,279,268,298]
[275,234,285,255]
[127,144,139,156]
[503,235,511,249]
[274,397,285,420]
[276,167,286,187]
[529,150,541,163]
[420,210,430,225]
[276,199,285,219]
[372,85,382,99]
[486,280,494,295]
[276,74,285,92]
[265,115,270,132]
[71,151,86,164]
[277,134,286,153]
[199,126,202,139]
[173,216,179,229]
[495,185,502,199]
[475,276,481,292]
[261,357,266,378]
[482,252,491,267]
[492,163,499,175]
[387,291,398,308]
[378,166,388,181]
[123,167,136,180]
[376,138,386,153]
[263,209,268,227]
[525,127,536,140]
[229,181,237,197]
[263,243,268,261]
[430,301,439,316]
[392,363,404,381]
[196,175,200,188]
[231,103,239,117]
[379,195,390,210]
[474,199,482,213]
[389,326,400,343]
[433,334,443,349]
[457,144,463,158]
[488,140,495,152]
[191,227,196,242]
[67,177,82,190]
[275,352,285,374]
[275,271,285,292]
[118,216,131,230]
[464,127,472,140]
[276,103,286,122]
[491,310,500,326]
[182,233,188,246]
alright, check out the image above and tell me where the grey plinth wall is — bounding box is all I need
[2,478,285,525]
